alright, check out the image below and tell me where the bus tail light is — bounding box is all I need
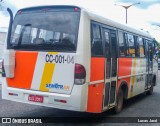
[74,64,86,85]
[2,60,6,77]
[54,99,67,103]
[8,92,18,96]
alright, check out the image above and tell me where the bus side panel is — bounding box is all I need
[90,58,104,81]
[87,83,104,113]
[118,58,132,77]
[153,58,158,86]
[87,57,104,113]
[129,58,146,97]
[7,51,38,89]
[118,58,132,95]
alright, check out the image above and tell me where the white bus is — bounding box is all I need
[2,5,158,113]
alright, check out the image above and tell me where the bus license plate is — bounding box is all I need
[28,95,43,103]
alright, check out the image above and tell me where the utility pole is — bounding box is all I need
[115,2,140,24]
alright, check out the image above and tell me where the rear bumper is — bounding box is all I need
[2,78,88,112]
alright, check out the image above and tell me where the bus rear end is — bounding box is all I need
[2,6,90,112]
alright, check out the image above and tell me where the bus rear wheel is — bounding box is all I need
[114,88,124,113]
[146,85,154,95]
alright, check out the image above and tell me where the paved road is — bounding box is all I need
[0,71,160,125]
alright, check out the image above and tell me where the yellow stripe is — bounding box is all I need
[48,52,58,55]
[39,52,58,92]
[130,59,137,97]
[39,63,55,91]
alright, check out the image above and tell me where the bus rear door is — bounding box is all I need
[145,40,153,89]
[102,28,118,110]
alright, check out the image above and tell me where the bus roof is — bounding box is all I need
[82,8,152,39]
[17,5,152,40]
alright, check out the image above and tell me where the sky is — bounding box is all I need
[0,0,160,41]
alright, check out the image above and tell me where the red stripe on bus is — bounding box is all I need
[7,51,38,89]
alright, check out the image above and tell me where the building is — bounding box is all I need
[0,27,7,83]
[0,27,7,58]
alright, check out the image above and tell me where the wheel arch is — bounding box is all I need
[118,81,129,100]
[152,74,156,86]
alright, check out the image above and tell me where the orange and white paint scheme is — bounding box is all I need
[2,5,158,113]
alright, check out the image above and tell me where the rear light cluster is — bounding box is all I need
[8,92,18,96]
[2,60,6,77]
[54,99,67,103]
[74,64,86,85]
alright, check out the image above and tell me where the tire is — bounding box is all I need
[146,85,154,95]
[114,88,124,113]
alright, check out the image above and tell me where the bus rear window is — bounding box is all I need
[9,8,80,52]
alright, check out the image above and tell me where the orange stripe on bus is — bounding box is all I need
[90,58,105,81]
[118,58,132,77]
[87,83,104,113]
[7,51,38,89]
[87,57,105,113]
[117,58,132,92]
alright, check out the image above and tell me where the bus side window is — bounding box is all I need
[91,23,103,56]
[149,40,153,61]
[144,39,148,57]
[152,40,158,60]
[118,31,126,57]
[125,33,136,57]
[145,39,153,61]
[124,33,129,56]
[137,37,145,57]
